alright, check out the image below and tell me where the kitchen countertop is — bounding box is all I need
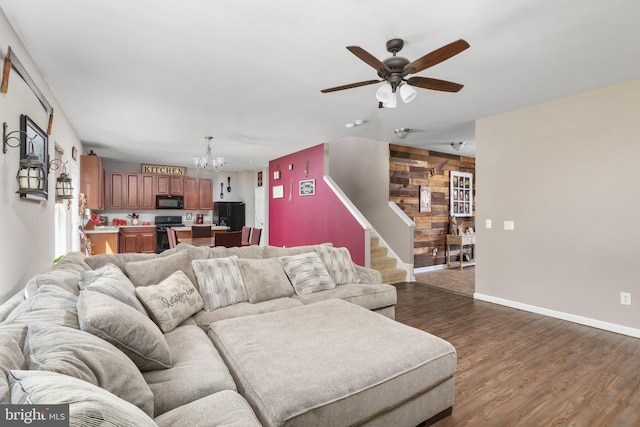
[84,225,230,234]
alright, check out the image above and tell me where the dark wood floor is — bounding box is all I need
[394,282,640,427]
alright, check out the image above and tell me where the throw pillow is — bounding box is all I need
[9,370,157,427]
[77,290,172,371]
[278,252,336,295]
[191,256,247,311]
[315,246,360,285]
[135,271,204,333]
[23,324,154,416]
[237,258,294,303]
[262,243,332,259]
[125,250,199,287]
[78,262,148,315]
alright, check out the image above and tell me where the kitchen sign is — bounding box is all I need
[141,164,186,175]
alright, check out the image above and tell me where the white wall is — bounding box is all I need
[1,11,82,302]
[476,77,640,333]
[328,136,415,264]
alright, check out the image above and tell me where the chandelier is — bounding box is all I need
[193,136,225,173]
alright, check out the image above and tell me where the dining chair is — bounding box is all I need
[167,227,178,249]
[250,227,262,245]
[214,231,243,248]
[191,225,212,238]
[241,226,252,245]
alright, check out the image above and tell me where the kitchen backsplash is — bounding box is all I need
[89,209,214,226]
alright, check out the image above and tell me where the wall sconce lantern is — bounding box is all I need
[3,120,73,200]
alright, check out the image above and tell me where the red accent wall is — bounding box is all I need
[268,144,365,265]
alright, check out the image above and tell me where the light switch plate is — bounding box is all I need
[504,220,515,231]
[485,219,492,229]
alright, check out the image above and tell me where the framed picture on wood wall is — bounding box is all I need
[419,185,431,213]
[450,171,473,217]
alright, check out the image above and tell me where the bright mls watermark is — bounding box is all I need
[1,405,69,426]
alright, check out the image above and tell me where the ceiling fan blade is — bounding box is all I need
[346,46,392,76]
[407,76,464,92]
[404,39,470,74]
[321,79,381,93]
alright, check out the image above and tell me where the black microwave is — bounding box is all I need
[156,195,183,209]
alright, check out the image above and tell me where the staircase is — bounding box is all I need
[370,236,407,284]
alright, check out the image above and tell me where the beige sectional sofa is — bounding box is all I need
[0,242,456,426]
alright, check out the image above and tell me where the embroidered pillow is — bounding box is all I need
[315,246,360,285]
[278,252,336,295]
[191,256,247,311]
[136,271,204,333]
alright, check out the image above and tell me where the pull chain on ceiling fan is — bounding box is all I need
[321,38,470,108]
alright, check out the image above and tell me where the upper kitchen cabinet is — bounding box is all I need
[80,155,105,210]
[106,172,141,210]
[198,178,213,210]
[184,177,212,210]
[140,174,155,210]
[156,175,184,196]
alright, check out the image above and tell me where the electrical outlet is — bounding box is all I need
[485,219,492,229]
[432,248,438,257]
[504,220,515,231]
[621,292,632,306]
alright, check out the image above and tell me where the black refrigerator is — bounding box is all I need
[213,202,245,232]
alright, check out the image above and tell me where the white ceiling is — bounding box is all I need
[2,0,640,170]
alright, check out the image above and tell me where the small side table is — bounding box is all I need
[446,234,476,270]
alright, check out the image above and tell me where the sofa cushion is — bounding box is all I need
[208,299,456,427]
[0,291,24,322]
[291,283,397,310]
[143,325,237,416]
[154,390,261,427]
[9,370,157,427]
[51,251,92,272]
[262,243,331,259]
[79,262,148,315]
[315,245,360,285]
[85,252,157,272]
[238,258,294,303]
[24,323,154,416]
[174,242,212,260]
[191,256,247,311]
[136,271,204,333]
[278,252,336,295]
[192,298,304,328]
[25,269,82,297]
[125,250,199,287]
[3,285,79,329]
[226,245,263,259]
[0,325,27,404]
[77,290,172,371]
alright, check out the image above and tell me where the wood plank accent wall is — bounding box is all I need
[389,144,476,268]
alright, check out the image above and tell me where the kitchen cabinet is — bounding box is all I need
[140,174,155,210]
[198,178,213,210]
[106,172,125,209]
[184,177,212,210]
[119,226,156,253]
[107,172,143,210]
[183,176,199,210]
[80,155,105,210]
[156,175,184,196]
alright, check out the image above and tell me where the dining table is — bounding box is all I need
[178,237,251,247]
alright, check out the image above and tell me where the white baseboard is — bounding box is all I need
[414,264,448,274]
[474,293,640,339]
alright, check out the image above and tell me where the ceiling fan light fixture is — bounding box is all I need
[399,84,417,103]
[375,83,393,103]
[382,93,397,108]
[394,128,411,139]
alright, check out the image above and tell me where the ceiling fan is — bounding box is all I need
[321,38,470,108]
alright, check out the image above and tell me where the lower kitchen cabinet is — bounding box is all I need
[118,227,156,253]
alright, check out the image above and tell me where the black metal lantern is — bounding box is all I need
[16,150,48,197]
[55,169,74,200]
